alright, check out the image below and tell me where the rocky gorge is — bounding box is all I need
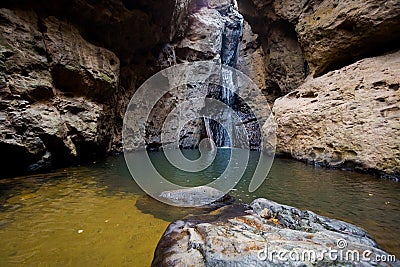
[0,0,399,179]
[1,1,400,266]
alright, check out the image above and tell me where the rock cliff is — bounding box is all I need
[0,8,119,175]
[273,51,400,179]
[0,0,399,179]
[240,0,399,179]
[241,0,400,77]
[0,0,193,176]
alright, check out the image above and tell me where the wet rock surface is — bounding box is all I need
[147,1,268,150]
[272,50,400,180]
[159,186,235,207]
[136,189,235,222]
[152,198,399,266]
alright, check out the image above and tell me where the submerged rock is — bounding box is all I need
[136,192,234,222]
[159,186,235,207]
[152,198,399,266]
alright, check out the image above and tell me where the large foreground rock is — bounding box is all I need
[152,198,398,266]
[272,50,400,180]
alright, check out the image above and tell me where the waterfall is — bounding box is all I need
[205,5,244,148]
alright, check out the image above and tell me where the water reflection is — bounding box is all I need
[0,150,399,267]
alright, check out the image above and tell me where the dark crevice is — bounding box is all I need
[315,20,400,76]
[36,17,53,77]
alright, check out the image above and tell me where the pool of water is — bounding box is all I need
[1,149,399,266]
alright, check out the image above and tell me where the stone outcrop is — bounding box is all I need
[295,0,400,76]
[237,0,400,178]
[242,0,400,77]
[265,20,306,95]
[273,50,400,179]
[152,198,399,266]
[0,8,119,176]
[0,1,194,176]
[0,9,53,103]
[237,21,268,98]
[42,16,120,102]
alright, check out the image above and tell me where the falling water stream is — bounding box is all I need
[205,6,244,147]
[1,4,398,267]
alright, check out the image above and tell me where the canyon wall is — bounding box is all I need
[0,0,195,176]
[0,0,399,179]
[1,0,271,177]
[241,0,400,179]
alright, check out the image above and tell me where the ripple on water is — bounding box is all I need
[0,173,171,267]
[0,151,399,267]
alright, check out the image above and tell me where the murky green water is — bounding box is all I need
[1,149,399,266]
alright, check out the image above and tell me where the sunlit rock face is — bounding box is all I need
[273,50,400,180]
[241,0,400,77]
[237,0,400,178]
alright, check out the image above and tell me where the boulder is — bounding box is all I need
[136,190,234,222]
[272,50,400,179]
[159,186,235,207]
[152,198,399,266]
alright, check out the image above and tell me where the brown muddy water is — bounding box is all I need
[1,149,399,266]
